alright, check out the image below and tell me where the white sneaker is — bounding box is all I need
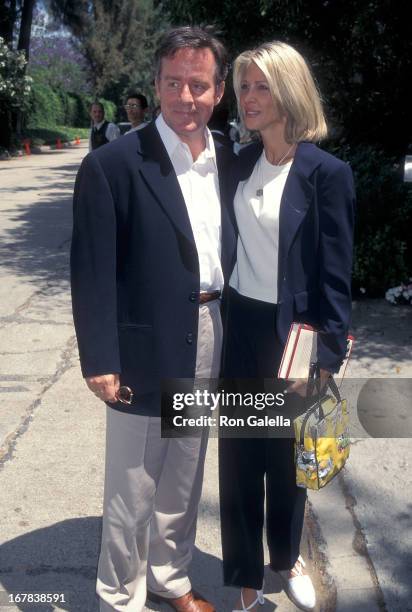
[232,588,265,611]
[276,556,316,611]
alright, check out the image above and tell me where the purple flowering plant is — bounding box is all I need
[29,35,91,94]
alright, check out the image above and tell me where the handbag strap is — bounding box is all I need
[306,363,342,405]
[299,364,322,445]
[299,364,342,447]
[305,362,320,404]
[326,373,342,404]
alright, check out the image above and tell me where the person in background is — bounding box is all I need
[124,93,149,133]
[89,101,120,151]
[219,41,355,612]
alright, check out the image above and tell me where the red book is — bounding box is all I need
[278,323,354,381]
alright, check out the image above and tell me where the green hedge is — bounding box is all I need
[327,142,412,296]
[26,82,117,129]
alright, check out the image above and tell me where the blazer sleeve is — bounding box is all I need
[70,153,121,378]
[316,161,356,373]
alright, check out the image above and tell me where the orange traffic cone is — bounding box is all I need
[56,138,63,149]
[75,136,81,145]
[23,139,31,155]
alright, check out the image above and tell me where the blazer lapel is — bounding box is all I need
[278,142,320,268]
[215,140,238,278]
[137,122,195,245]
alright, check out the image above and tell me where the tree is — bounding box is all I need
[0,36,32,148]
[0,0,17,44]
[17,0,36,60]
[49,0,167,102]
[162,0,412,294]
[163,0,412,154]
[0,0,37,58]
[0,0,37,147]
[29,35,92,94]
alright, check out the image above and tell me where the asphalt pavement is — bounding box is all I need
[0,143,411,611]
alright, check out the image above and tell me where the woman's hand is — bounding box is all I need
[287,368,331,398]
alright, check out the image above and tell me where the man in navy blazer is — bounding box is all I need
[71,27,236,612]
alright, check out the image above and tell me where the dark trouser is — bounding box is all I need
[219,288,306,589]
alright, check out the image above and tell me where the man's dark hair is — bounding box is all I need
[155,26,228,85]
[125,92,148,109]
[90,101,104,112]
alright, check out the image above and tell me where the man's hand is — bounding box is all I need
[86,373,120,403]
[287,368,331,398]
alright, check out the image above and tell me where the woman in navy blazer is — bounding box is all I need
[219,42,355,612]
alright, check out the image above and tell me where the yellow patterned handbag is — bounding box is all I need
[294,365,350,490]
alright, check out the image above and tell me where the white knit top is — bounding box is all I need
[229,151,292,303]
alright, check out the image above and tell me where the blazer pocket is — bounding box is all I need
[294,290,309,313]
[118,322,153,329]
[293,289,319,316]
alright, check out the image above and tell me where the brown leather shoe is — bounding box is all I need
[147,589,215,612]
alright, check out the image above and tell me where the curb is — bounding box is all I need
[306,501,338,612]
[307,472,386,611]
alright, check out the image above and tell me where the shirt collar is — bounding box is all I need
[155,113,216,166]
[93,120,105,129]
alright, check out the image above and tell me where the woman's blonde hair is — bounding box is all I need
[233,41,327,143]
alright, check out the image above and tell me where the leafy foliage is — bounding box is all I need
[28,35,92,94]
[49,0,166,102]
[164,0,412,155]
[325,142,411,296]
[164,0,412,293]
[27,81,117,128]
[23,8,115,135]
[0,0,18,45]
[0,35,33,148]
[0,0,37,149]
[0,35,32,109]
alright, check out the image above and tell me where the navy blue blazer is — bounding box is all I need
[70,122,238,414]
[236,141,356,373]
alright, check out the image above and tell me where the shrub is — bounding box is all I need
[326,143,412,296]
[27,82,64,126]
[0,36,33,148]
[27,82,118,129]
[59,90,78,126]
[96,98,117,123]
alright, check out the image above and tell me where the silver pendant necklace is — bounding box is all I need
[256,144,294,198]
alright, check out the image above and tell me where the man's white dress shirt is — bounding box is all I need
[155,113,223,292]
[125,122,149,134]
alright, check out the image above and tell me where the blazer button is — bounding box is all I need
[186,333,194,345]
[189,291,198,303]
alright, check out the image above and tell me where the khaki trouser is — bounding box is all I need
[97,301,222,611]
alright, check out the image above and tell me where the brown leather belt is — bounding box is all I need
[199,290,221,304]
